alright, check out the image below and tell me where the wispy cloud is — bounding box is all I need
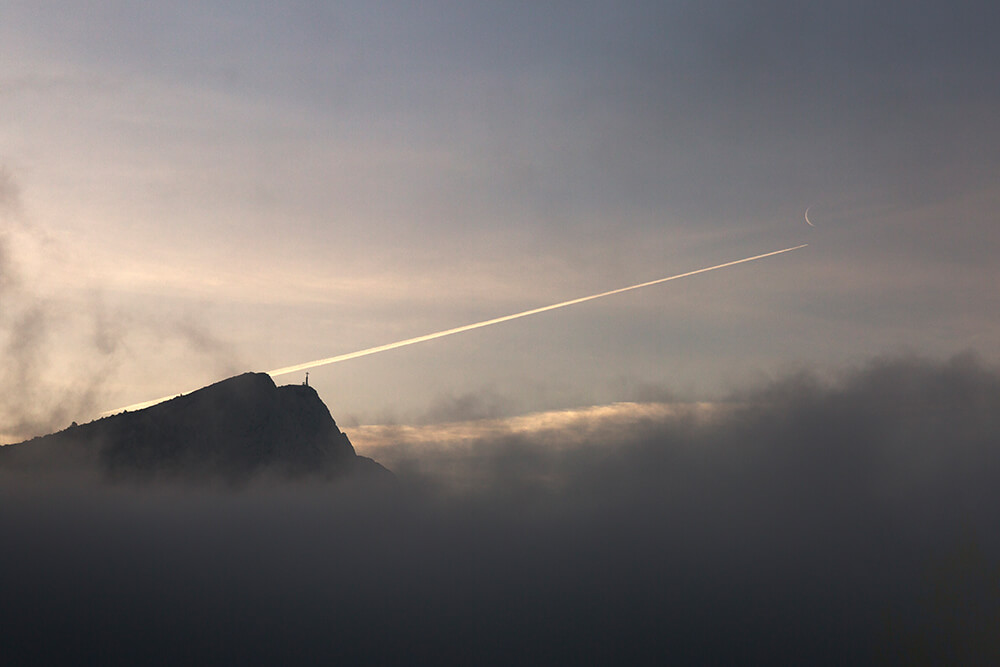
[0,167,245,442]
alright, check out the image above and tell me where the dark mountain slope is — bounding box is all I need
[0,373,390,482]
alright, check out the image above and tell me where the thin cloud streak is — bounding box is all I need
[351,401,722,452]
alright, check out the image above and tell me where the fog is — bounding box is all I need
[3,353,999,664]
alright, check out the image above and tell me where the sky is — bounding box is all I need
[2,1,999,439]
[3,2,1000,662]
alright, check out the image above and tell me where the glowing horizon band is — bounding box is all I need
[106,244,806,415]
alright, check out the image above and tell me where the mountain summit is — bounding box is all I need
[1,373,390,482]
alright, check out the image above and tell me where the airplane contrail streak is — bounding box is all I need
[105,244,806,415]
[267,244,807,377]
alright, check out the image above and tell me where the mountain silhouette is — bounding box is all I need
[0,373,391,482]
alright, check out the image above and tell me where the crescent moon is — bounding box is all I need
[804,207,815,227]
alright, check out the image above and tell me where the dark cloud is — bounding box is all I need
[2,353,999,664]
[0,165,22,217]
[171,314,245,377]
[0,166,23,295]
[0,237,11,297]
[419,386,514,424]
[89,290,126,356]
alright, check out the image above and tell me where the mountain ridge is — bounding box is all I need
[0,372,391,483]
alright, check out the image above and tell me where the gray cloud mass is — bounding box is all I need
[2,353,999,664]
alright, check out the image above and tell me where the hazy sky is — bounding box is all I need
[4,5,1000,661]
[2,1,999,438]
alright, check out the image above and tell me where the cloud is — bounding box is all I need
[0,167,245,443]
[418,386,515,424]
[2,352,999,663]
[0,167,95,438]
[0,166,24,296]
[0,166,22,217]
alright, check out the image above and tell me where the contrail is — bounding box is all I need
[105,244,806,415]
[267,244,807,376]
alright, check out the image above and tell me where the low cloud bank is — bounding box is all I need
[2,353,999,664]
